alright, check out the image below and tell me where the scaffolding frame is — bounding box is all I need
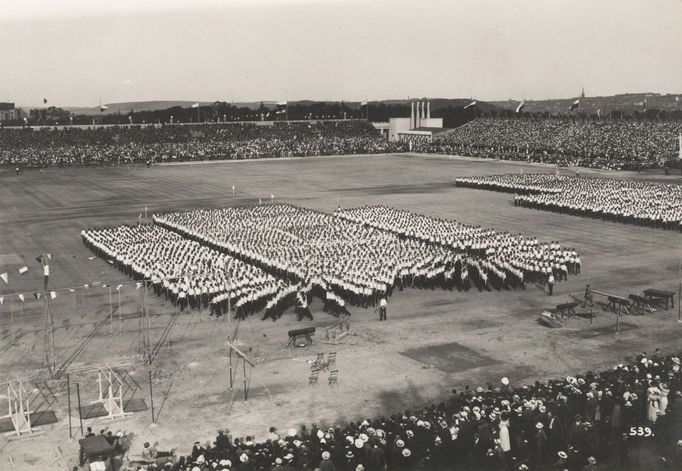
[2,379,34,436]
[94,365,127,420]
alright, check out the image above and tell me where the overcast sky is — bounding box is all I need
[2,0,681,107]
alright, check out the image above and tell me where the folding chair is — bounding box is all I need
[309,369,319,386]
[327,352,337,370]
[312,353,325,370]
[328,369,338,387]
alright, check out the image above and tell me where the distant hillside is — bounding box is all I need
[57,98,500,116]
[64,101,214,116]
[489,93,682,116]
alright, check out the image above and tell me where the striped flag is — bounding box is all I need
[191,103,200,108]
[569,99,580,111]
[464,100,477,110]
[100,104,109,112]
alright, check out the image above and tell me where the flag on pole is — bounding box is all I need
[515,101,525,114]
[464,100,477,110]
[569,99,580,111]
[18,266,29,274]
[360,101,368,106]
[50,291,57,299]
[100,104,109,112]
[0,272,7,284]
[116,284,123,291]
[191,103,200,108]
[18,294,25,302]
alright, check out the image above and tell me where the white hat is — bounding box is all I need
[354,438,364,449]
[402,448,411,457]
[396,439,405,448]
[287,428,297,437]
[501,377,509,385]
[239,454,249,463]
[558,451,568,459]
[275,458,283,465]
[197,455,205,464]
[322,451,331,460]
[360,433,369,442]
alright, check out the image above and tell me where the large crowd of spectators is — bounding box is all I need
[419,118,682,170]
[0,121,405,168]
[456,174,682,231]
[4,117,681,171]
[126,350,681,471]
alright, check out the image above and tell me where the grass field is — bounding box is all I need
[1,154,681,470]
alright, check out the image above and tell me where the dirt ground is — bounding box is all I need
[0,154,680,471]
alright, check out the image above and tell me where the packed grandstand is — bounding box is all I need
[2,117,681,170]
[421,118,682,170]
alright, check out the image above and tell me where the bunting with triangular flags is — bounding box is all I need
[0,272,7,284]
[33,292,42,301]
[18,294,25,302]
[50,291,57,299]
[18,266,29,274]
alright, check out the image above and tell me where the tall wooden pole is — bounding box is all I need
[76,383,84,436]
[66,374,72,438]
[148,370,155,423]
[43,253,56,377]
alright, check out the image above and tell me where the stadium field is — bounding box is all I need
[0,153,680,470]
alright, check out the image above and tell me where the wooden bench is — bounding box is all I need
[643,288,675,310]
[556,301,579,319]
[287,327,316,347]
[628,294,655,315]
